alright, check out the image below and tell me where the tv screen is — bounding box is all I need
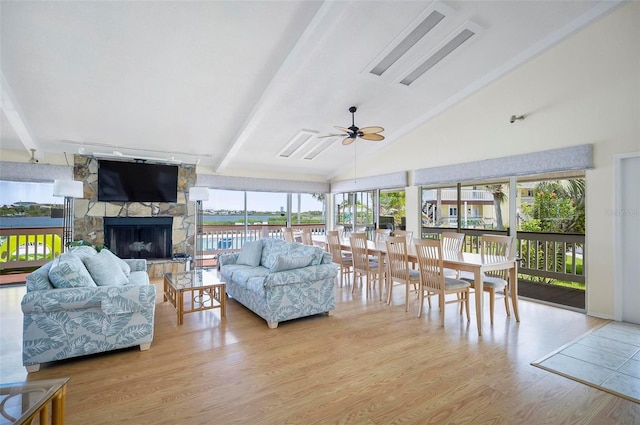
[98,160,178,203]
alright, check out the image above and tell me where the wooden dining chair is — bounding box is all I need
[462,234,514,324]
[375,228,391,242]
[441,232,465,278]
[385,236,420,311]
[414,238,471,325]
[282,227,295,242]
[393,230,413,245]
[300,228,313,246]
[327,230,352,287]
[349,232,382,298]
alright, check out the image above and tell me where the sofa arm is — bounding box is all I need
[21,285,157,315]
[264,264,338,288]
[124,259,147,272]
[218,253,239,267]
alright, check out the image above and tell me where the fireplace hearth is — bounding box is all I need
[104,217,173,259]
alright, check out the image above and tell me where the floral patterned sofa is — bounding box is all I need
[21,246,156,372]
[218,238,337,328]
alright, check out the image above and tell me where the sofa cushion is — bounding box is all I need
[104,249,131,276]
[237,239,263,266]
[269,255,313,272]
[260,238,287,268]
[127,271,150,286]
[49,253,98,289]
[227,265,270,286]
[83,249,129,287]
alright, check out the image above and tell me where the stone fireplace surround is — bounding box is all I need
[72,155,197,278]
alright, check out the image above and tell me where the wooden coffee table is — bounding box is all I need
[164,270,226,325]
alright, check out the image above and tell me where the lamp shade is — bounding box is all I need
[188,186,210,201]
[53,180,84,198]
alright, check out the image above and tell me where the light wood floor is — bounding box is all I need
[2,279,639,424]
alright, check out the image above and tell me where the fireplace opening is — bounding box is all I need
[104,217,172,259]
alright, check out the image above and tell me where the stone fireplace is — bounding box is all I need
[104,217,173,259]
[72,155,197,277]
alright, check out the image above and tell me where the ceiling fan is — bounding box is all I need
[322,106,385,145]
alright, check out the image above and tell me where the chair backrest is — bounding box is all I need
[385,236,411,281]
[441,232,465,253]
[349,232,370,272]
[481,234,514,278]
[326,230,344,263]
[393,230,413,245]
[282,227,295,242]
[334,225,345,238]
[414,238,444,293]
[375,228,391,242]
[300,228,313,246]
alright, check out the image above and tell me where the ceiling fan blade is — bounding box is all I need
[359,126,384,134]
[334,126,351,133]
[360,133,385,141]
[318,133,347,138]
[342,137,354,145]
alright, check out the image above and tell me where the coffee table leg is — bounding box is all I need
[220,285,226,317]
[177,289,184,325]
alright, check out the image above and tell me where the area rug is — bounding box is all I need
[531,321,640,403]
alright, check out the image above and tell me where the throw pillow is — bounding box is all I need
[67,245,98,260]
[49,253,98,289]
[237,240,263,266]
[83,249,129,286]
[269,255,312,273]
[101,248,131,276]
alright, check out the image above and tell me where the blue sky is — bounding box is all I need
[0,181,60,205]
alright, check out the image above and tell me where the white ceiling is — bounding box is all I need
[0,1,620,181]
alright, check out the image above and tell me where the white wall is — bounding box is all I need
[337,2,639,318]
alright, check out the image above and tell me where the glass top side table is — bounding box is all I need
[0,378,70,425]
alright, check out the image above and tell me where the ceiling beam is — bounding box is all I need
[1,71,39,158]
[215,1,347,173]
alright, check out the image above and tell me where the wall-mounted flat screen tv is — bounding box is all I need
[98,160,178,203]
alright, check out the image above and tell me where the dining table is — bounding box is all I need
[313,234,519,336]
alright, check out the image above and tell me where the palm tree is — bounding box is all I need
[486,184,507,230]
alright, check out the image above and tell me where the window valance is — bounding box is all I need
[413,144,593,186]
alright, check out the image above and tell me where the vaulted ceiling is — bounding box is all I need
[0,1,620,180]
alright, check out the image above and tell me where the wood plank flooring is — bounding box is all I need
[1,278,639,424]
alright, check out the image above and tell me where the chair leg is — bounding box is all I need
[439,293,445,327]
[405,281,410,312]
[417,284,424,318]
[489,288,495,325]
[503,284,511,317]
[464,291,470,322]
